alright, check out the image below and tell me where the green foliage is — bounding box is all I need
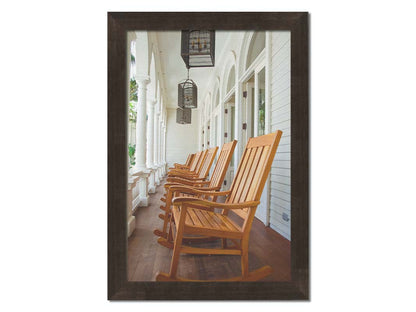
[128,144,136,169]
[129,102,137,123]
[130,78,138,102]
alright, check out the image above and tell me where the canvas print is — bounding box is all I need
[126,30,292,281]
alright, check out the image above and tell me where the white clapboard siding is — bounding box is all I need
[269,31,291,240]
[165,108,200,167]
[271,88,290,110]
[271,181,291,194]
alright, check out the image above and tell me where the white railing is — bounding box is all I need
[127,165,167,237]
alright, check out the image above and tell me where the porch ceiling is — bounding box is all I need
[156,31,228,109]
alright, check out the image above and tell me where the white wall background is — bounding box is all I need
[165,108,200,167]
[1,1,416,312]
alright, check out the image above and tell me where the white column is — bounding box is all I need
[158,120,163,176]
[161,122,164,162]
[135,76,150,170]
[157,118,162,167]
[154,110,160,185]
[146,98,156,193]
[146,99,156,168]
[154,111,160,166]
[159,119,162,167]
[162,123,166,175]
[158,119,161,165]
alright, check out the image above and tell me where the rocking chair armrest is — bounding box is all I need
[168,172,198,178]
[164,182,179,187]
[173,163,189,169]
[164,183,219,191]
[168,169,190,174]
[167,171,185,176]
[168,176,206,182]
[166,177,209,185]
[165,178,198,187]
[164,182,190,189]
[191,186,222,191]
[196,180,211,185]
[168,185,231,197]
[168,168,195,174]
[172,197,260,210]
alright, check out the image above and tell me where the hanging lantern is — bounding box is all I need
[181,30,215,68]
[178,68,198,109]
[176,107,192,124]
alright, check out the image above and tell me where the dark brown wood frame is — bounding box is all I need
[108,12,309,300]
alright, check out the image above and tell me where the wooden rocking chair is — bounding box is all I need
[167,149,208,179]
[171,153,195,170]
[155,131,283,281]
[154,141,237,240]
[159,147,217,219]
[168,151,201,174]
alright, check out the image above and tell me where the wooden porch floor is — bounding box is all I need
[128,178,291,281]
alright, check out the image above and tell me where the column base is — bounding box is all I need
[132,169,151,206]
[138,195,149,207]
[147,167,157,193]
[128,215,136,237]
[162,162,168,177]
[154,165,161,185]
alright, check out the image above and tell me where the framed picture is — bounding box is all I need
[108,12,309,300]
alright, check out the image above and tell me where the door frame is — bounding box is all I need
[223,97,235,189]
[238,52,270,225]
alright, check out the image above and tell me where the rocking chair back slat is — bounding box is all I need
[194,150,208,175]
[189,151,202,172]
[209,140,237,188]
[185,154,194,167]
[226,132,282,219]
[198,147,218,179]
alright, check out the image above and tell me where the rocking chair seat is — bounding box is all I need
[172,206,242,239]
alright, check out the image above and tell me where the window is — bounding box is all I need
[257,68,266,136]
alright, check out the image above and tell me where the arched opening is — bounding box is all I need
[245,31,265,70]
[226,65,235,94]
[215,86,220,108]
